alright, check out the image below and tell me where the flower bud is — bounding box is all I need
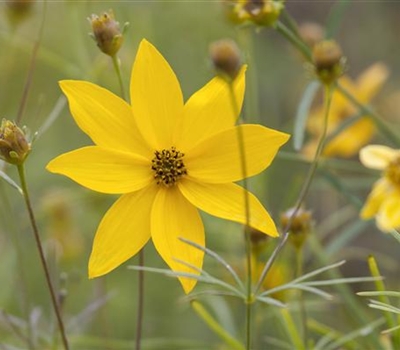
[5,0,35,26]
[280,207,312,249]
[89,10,123,57]
[241,0,284,27]
[312,40,345,84]
[0,119,31,165]
[298,22,324,49]
[209,39,242,81]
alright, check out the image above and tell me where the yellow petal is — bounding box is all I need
[176,66,246,151]
[324,118,375,158]
[185,125,289,183]
[89,185,158,278]
[360,178,390,219]
[359,145,398,170]
[151,186,204,294]
[59,80,152,158]
[356,63,389,103]
[130,39,184,149]
[47,146,152,194]
[178,179,279,237]
[376,190,400,231]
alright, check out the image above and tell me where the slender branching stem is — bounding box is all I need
[228,82,252,350]
[110,55,144,349]
[17,164,69,350]
[135,249,145,350]
[275,21,312,62]
[255,84,333,294]
[16,0,47,124]
[111,55,126,100]
[336,83,400,147]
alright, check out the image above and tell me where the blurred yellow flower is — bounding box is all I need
[47,39,289,293]
[303,63,389,158]
[360,145,400,231]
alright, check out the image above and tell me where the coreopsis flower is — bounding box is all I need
[47,39,289,293]
[303,63,389,159]
[360,145,400,231]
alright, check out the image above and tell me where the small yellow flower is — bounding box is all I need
[47,39,289,293]
[232,0,284,26]
[360,145,400,232]
[303,63,389,159]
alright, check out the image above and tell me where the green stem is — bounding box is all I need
[110,55,142,349]
[368,256,400,348]
[135,249,144,350]
[17,164,69,350]
[16,0,47,124]
[228,82,252,350]
[280,308,305,350]
[111,55,126,100]
[255,84,333,294]
[275,21,312,62]
[336,83,400,147]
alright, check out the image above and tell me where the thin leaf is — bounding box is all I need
[128,266,245,297]
[0,171,22,194]
[323,318,385,350]
[325,0,352,39]
[256,296,287,308]
[179,237,245,291]
[291,260,346,284]
[303,276,381,287]
[293,80,320,151]
[191,301,245,350]
[358,291,400,298]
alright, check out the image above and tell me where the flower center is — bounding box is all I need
[385,156,400,186]
[151,147,187,187]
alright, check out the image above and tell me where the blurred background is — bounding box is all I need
[0,1,400,349]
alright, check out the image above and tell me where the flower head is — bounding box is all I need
[47,39,289,293]
[89,10,123,57]
[0,119,31,165]
[360,145,400,232]
[229,0,284,26]
[303,63,389,159]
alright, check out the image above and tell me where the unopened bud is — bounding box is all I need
[209,39,242,81]
[0,119,30,165]
[89,10,123,57]
[298,22,324,48]
[5,0,35,26]
[280,207,312,249]
[312,40,345,84]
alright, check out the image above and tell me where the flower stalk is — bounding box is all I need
[17,164,69,350]
[228,81,253,350]
[255,84,333,294]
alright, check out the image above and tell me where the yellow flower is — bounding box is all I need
[360,145,400,232]
[47,39,289,293]
[303,63,389,158]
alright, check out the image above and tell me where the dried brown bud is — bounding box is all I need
[280,207,312,249]
[89,10,123,57]
[312,40,345,84]
[298,22,324,48]
[209,39,242,81]
[0,119,31,165]
[5,0,35,26]
[241,0,283,26]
